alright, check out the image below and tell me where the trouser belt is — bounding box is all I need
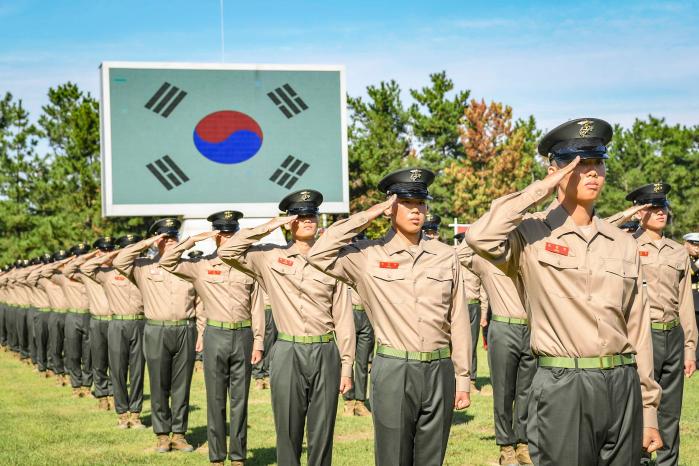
[207,319,251,330]
[37,307,52,313]
[377,345,451,362]
[91,315,112,321]
[468,299,480,305]
[651,318,680,331]
[66,309,90,314]
[264,305,272,311]
[146,318,193,327]
[277,332,334,344]
[538,353,636,369]
[491,315,528,326]
[352,305,365,312]
[111,314,145,321]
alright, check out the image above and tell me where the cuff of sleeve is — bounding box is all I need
[456,376,470,393]
[685,348,696,362]
[253,340,265,352]
[643,407,658,430]
[341,363,354,379]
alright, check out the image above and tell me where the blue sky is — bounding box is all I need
[1,0,698,132]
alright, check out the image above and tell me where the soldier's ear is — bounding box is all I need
[547,164,558,176]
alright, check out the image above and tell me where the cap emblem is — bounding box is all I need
[300,191,311,201]
[653,183,663,193]
[577,120,594,137]
[165,219,175,227]
[224,211,233,219]
[409,169,422,181]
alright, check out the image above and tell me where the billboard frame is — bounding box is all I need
[99,61,349,217]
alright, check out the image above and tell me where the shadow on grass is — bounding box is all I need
[452,411,474,425]
[479,435,496,442]
[248,447,278,465]
[475,376,492,389]
[189,424,208,447]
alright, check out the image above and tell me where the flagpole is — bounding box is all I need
[220,0,225,62]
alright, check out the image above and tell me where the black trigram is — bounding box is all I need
[269,155,310,189]
[144,82,187,118]
[146,155,190,190]
[267,84,308,118]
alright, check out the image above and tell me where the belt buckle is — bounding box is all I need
[419,352,430,362]
[601,355,615,369]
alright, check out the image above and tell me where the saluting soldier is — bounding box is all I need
[45,244,93,397]
[422,213,441,241]
[161,210,265,466]
[457,239,535,465]
[16,259,40,368]
[0,267,7,350]
[81,234,147,429]
[113,219,201,453]
[252,288,277,389]
[466,118,662,465]
[39,250,70,386]
[13,259,32,363]
[27,254,54,377]
[186,249,206,372]
[624,183,698,466]
[307,169,472,466]
[342,286,374,417]
[683,232,699,361]
[4,262,20,356]
[218,190,355,466]
[66,237,116,410]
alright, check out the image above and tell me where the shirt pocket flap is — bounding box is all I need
[536,248,579,270]
[370,267,407,282]
[659,257,684,271]
[229,273,254,284]
[312,273,336,285]
[426,267,452,281]
[603,258,638,279]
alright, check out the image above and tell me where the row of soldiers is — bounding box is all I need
[1,116,699,466]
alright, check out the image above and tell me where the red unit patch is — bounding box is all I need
[379,261,399,269]
[114,276,126,281]
[639,250,649,257]
[278,257,294,266]
[207,270,222,275]
[545,242,569,256]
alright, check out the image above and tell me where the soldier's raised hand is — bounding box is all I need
[366,194,397,221]
[541,156,581,195]
[190,230,219,243]
[265,215,298,232]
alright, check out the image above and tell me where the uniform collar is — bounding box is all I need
[382,228,438,256]
[545,203,616,241]
[634,229,674,250]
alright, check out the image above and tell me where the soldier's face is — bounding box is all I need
[156,236,178,252]
[638,206,668,231]
[424,229,439,240]
[684,241,699,257]
[216,231,235,247]
[392,198,427,235]
[290,215,318,241]
[553,158,606,203]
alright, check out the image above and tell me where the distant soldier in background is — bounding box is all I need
[81,234,147,429]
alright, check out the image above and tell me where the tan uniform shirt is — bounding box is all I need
[350,288,364,309]
[41,258,89,310]
[466,180,660,428]
[634,230,698,361]
[65,257,111,316]
[26,265,50,309]
[307,213,472,392]
[12,267,31,307]
[80,255,144,317]
[4,269,18,305]
[113,241,198,321]
[457,241,526,319]
[35,263,69,310]
[160,237,266,352]
[218,227,355,378]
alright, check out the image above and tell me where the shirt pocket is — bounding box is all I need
[204,271,225,284]
[602,258,638,310]
[425,267,453,305]
[659,257,683,289]
[535,248,582,299]
[369,267,407,304]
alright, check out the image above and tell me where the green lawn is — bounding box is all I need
[1,346,698,465]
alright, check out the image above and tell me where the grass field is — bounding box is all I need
[1,346,699,465]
